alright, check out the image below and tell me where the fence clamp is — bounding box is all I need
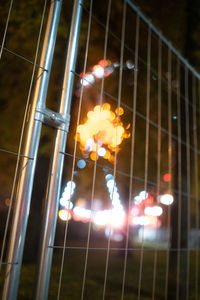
[35,107,70,132]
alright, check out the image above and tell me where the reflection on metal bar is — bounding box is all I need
[2,1,62,298]
[0,148,33,159]
[34,1,83,299]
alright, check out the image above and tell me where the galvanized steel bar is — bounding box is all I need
[2,1,62,299]
[34,1,83,299]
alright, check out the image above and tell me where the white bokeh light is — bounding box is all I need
[92,65,104,78]
[97,147,106,157]
[159,194,174,205]
[60,199,73,209]
[144,206,163,217]
[106,179,115,189]
[80,72,95,86]
[139,190,148,200]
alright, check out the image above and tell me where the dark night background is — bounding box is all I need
[0,0,200,299]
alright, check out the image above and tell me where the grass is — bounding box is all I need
[0,245,199,299]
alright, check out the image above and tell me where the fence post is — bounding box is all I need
[2,1,62,299]
[34,0,83,299]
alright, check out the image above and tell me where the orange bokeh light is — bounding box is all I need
[76,103,130,162]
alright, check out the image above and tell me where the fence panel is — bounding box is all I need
[0,0,200,299]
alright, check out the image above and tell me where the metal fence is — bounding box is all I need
[0,0,200,299]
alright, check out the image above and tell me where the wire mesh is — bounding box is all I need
[51,1,200,299]
[0,0,200,299]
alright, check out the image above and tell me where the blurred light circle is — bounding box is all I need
[126,60,135,69]
[104,66,114,77]
[113,62,120,68]
[59,199,73,209]
[80,72,94,86]
[159,194,174,205]
[132,216,150,226]
[66,180,76,190]
[163,173,171,182]
[77,159,86,169]
[98,59,110,67]
[98,147,106,157]
[106,179,115,189]
[92,65,104,78]
[144,206,163,217]
[105,174,113,181]
[134,195,142,204]
[115,106,124,116]
[130,206,140,216]
[58,209,71,221]
[62,189,73,201]
[85,138,95,152]
[139,190,148,200]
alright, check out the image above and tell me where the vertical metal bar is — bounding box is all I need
[152,37,162,300]
[185,66,191,300]
[121,13,140,300]
[192,75,199,300]
[165,46,172,300]
[35,1,83,299]
[176,59,181,300]
[0,0,14,59]
[2,1,62,299]
[103,1,126,298]
[58,0,93,298]
[138,25,151,300]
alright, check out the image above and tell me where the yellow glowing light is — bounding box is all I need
[115,107,124,116]
[90,152,99,161]
[58,209,71,221]
[76,103,130,162]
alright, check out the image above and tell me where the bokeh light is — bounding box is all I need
[163,173,171,182]
[77,159,86,169]
[159,193,174,205]
[77,104,130,162]
[144,206,163,217]
[58,209,72,221]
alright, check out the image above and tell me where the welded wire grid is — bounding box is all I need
[0,0,200,299]
[0,0,54,297]
[51,0,200,299]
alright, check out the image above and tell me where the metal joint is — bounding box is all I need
[35,108,70,132]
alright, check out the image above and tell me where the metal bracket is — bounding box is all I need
[35,107,70,132]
